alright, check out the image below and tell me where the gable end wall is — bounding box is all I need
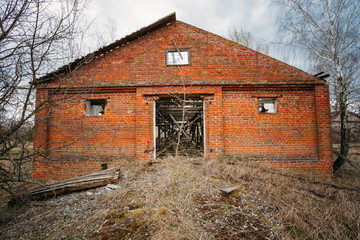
[33,19,333,180]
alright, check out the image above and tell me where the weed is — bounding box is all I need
[1,149,360,239]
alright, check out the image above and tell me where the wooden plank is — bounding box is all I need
[10,167,121,205]
[333,150,360,173]
[28,169,119,193]
[220,186,239,195]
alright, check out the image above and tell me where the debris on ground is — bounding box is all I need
[1,154,359,239]
[9,167,121,205]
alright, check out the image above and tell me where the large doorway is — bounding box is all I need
[155,96,204,158]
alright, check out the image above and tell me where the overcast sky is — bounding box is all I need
[85,0,276,49]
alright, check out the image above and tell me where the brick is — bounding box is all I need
[33,19,333,180]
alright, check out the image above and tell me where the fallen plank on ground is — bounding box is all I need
[10,167,121,204]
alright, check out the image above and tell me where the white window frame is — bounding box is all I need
[166,49,190,66]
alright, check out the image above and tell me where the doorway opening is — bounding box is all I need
[155,96,204,158]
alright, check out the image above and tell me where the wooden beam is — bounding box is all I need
[333,150,360,173]
[169,114,197,146]
[9,167,121,205]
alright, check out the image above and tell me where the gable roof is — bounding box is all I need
[37,13,177,83]
[38,12,325,86]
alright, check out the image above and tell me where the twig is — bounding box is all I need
[0,222,22,233]
[0,211,50,233]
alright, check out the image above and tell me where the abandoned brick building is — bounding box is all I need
[34,13,333,180]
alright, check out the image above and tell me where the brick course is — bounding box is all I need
[34,15,333,180]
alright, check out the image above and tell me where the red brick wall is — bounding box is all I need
[34,84,333,180]
[46,21,323,89]
[313,83,333,176]
[47,91,136,157]
[223,88,318,155]
[223,87,318,175]
[34,20,333,180]
[33,89,136,180]
[222,85,332,176]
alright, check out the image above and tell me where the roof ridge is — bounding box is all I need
[37,12,176,83]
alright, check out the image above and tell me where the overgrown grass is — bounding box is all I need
[1,149,359,239]
[93,157,280,239]
[204,156,360,239]
[93,155,360,239]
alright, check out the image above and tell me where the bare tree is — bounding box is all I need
[227,27,270,54]
[0,0,89,196]
[272,0,360,172]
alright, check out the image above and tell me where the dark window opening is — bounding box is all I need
[86,99,107,116]
[101,163,108,170]
[155,96,204,158]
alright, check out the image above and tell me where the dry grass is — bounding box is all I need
[92,157,280,239]
[1,148,360,239]
[204,156,360,240]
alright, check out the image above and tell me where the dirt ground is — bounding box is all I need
[0,145,359,239]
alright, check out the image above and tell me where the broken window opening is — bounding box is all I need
[155,96,204,158]
[86,99,107,116]
[258,98,277,114]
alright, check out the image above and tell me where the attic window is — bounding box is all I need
[86,99,107,116]
[258,98,277,114]
[166,49,190,66]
